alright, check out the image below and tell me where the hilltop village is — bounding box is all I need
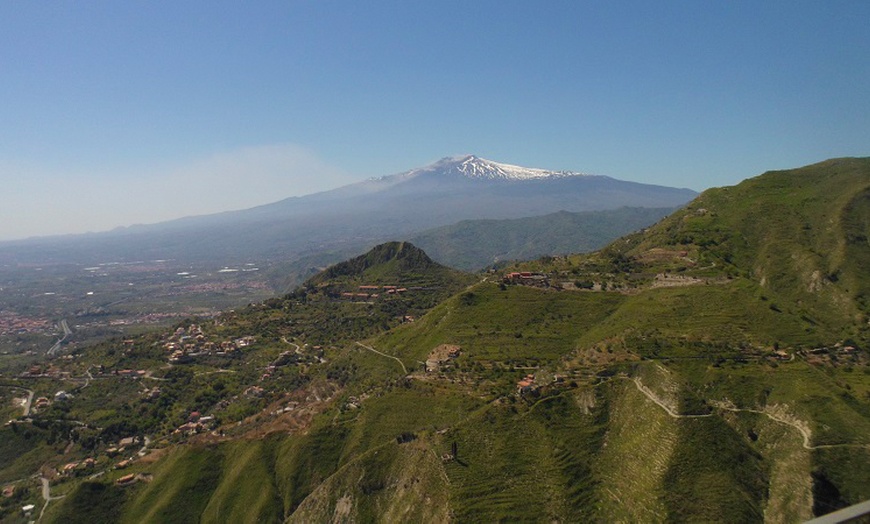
[163,323,255,364]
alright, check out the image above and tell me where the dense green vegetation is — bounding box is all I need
[411,206,676,270]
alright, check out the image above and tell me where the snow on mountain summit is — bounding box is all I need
[411,155,589,181]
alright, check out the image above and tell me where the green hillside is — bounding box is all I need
[411,206,677,271]
[625,157,870,341]
[12,158,870,523]
[308,241,457,285]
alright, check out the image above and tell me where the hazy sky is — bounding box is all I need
[2,1,868,240]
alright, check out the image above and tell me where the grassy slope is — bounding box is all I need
[336,383,483,463]
[661,414,766,522]
[307,240,471,288]
[119,446,224,523]
[0,426,57,484]
[594,380,678,521]
[628,157,870,342]
[376,283,625,368]
[199,441,282,524]
[411,207,676,271]
[273,381,482,519]
[44,481,128,524]
[443,395,604,522]
[273,424,350,516]
[720,407,813,523]
[287,439,450,523]
[575,280,815,351]
[68,441,283,524]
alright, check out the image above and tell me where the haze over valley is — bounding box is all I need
[0,155,691,359]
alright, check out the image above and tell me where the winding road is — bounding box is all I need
[0,386,35,417]
[282,338,301,353]
[22,388,34,417]
[631,377,712,419]
[355,342,408,374]
[629,376,870,451]
[38,476,64,521]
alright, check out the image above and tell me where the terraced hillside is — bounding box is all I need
[279,157,870,522]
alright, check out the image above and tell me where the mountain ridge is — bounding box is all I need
[307,241,459,287]
[0,156,697,266]
[411,206,678,271]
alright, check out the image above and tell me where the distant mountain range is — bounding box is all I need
[0,155,696,266]
[411,206,677,271]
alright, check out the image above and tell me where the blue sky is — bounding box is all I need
[2,1,868,240]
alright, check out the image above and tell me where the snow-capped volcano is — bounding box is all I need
[408,155,587,181]
[5,154,696,267]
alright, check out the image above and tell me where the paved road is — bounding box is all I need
[0,386,35,417]
[47,319,72,356]
[39,476,64,521]
[22,388,35,417]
